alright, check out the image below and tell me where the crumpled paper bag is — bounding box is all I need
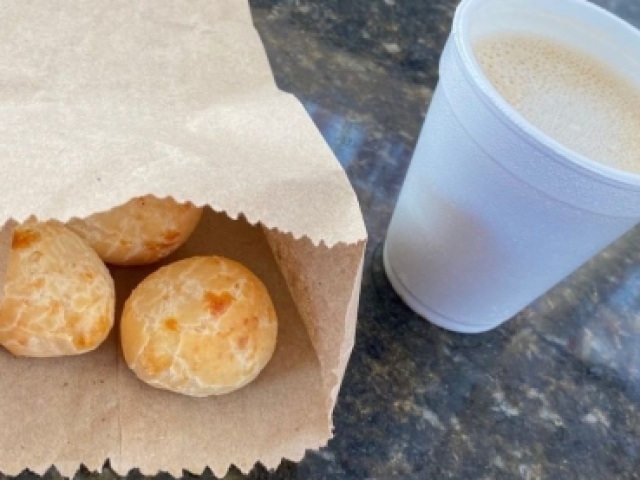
[0,0,367,476]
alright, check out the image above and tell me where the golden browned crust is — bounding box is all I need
[67,196,203,266]
[0,219,115,357]
[121,256,278,396]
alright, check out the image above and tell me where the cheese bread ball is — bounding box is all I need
[0,219,115,357]
[121,256,278,396]
[67,196,203,266]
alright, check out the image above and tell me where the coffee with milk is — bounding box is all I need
[474,33,640,175]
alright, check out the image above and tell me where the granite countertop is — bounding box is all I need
[6,1,640,480]
[241,0,640,478]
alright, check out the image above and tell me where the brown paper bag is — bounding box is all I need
[0,0,366,476]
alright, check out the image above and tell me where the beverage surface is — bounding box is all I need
[474,33,640,175]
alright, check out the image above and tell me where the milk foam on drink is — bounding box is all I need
[474,33,640,174]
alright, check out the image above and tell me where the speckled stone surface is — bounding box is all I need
[243,0,640,478]
[3,1,640,480]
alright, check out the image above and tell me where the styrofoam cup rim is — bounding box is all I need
[451,0,640,190]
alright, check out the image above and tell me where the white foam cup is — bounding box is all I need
[384,0,640,333]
